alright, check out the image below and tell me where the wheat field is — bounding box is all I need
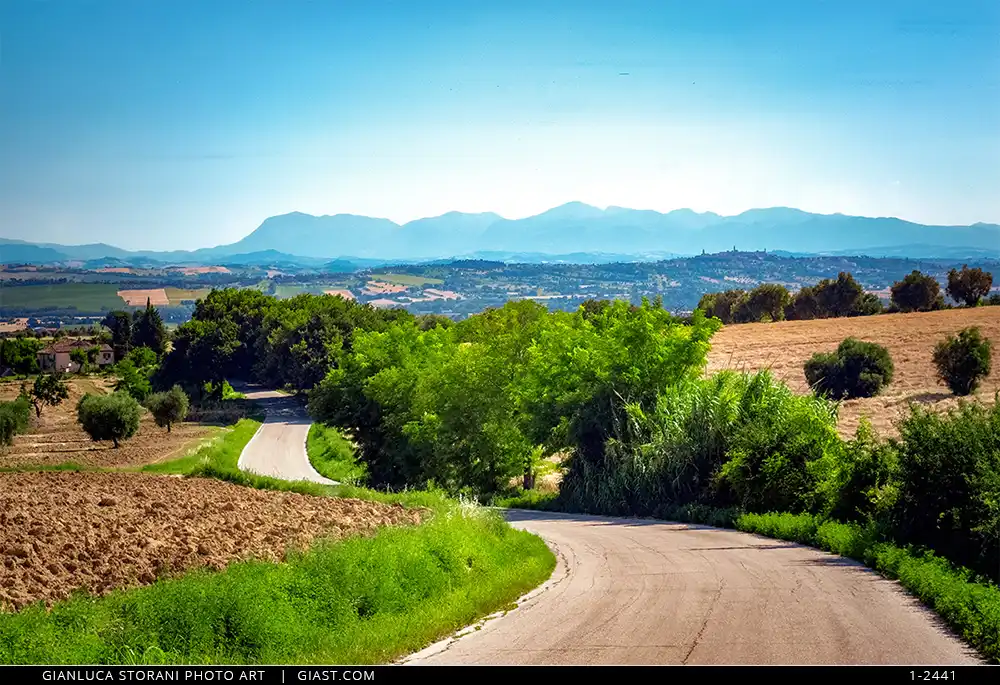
[705,307,1000,438]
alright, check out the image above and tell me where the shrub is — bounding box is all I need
[989,293,1000,306]
[77,391,142,448]
[947,265,993,307]
[145,385,189,432]
[932,327,993,396]
[0,395,32,447]
[891,400,1000,583]
[803,338,895,400]
[890,270,942,313]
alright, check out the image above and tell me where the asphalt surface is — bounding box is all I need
[235,387,339,486]
[403,509,983,665]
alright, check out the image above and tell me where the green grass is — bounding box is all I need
[375,273,444,286]
[0,502,556,665]
[307,423,367,484]
[0,283,123,310]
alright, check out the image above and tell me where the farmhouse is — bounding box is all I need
[37,340,114,373]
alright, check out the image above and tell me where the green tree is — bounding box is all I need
[145,385,189,432]
[69,347,88,371]
[0,395,32,447]
[697,289,745,324]
[785,286,821,320]
[114,359,152,402]
[131,299,167,356]
[946,265,993,307]
[733,283,791,323]
[77,391,142,448]
[803,338,895,400]
[101,311,133,360]
[932,326,993,396]
[29,373,70,418]
[814,272,864,318]
[891,271,942,313]
[126,346,159,370]
[0,336,41,374]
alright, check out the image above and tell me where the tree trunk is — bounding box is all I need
[34,403,42,418]
[167,422,171,433]
[113,437,119,448]
[523,468,535,491]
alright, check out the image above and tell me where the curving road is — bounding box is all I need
[235,386,339,486]
[402,509,983,665]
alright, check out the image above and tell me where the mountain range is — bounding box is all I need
[2,204,999,267]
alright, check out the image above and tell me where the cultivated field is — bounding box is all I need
[0,283,122,310]
[0,471,422,610]
[0,379,215,468]
[163,287,212,304]
[377,273,444,286]
[117,288,170,306]
[706,307,1000,437]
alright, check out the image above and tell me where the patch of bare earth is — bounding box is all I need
[706,307,1000,438]
[0,379,214,468]
[0,472,424,611]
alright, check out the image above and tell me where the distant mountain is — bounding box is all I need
[4,205,1000,266]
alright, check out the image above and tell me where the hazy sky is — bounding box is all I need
[1,0,998,251]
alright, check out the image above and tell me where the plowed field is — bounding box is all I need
[0,472,423,611]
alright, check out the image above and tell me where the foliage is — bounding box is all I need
[803,338,895,400]
[0,337,40,374]
[890,400,1000,582]
[77,391,142,448]
[114,359,152,402]
[0,395,32,447]
[69,347,88,369]
[101,311,134,360]
[891,270,943,313]
[784,285,821,320]
[732,283,791,323]
[28,373,69,418]
[932,327,993,396]
[131,299,167,356]
[813,272,866,317]
[126,346,159,371]
[145,385,189,432]
[947,265,993,307]
[697,289,745,324]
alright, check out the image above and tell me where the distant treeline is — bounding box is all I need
[698,265,997,324]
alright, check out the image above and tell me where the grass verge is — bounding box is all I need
[307,423,366,484]
[0,503,555,665]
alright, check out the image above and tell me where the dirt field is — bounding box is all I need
[0,379,215,468]
[706,307,1000,438]
[118,288,170,306]
[0,472,423,610]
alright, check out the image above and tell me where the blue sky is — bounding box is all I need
[1,0,997,250]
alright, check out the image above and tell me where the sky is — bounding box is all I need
[1,0,998,251]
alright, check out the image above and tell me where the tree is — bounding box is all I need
[697,289,745,324]
[804,338,895,400]
[932,327,992,396]
[114,358,152,402]
[733,284,790,323]
[69,347,88,371]
[814,272,864,318]
[0,336,41,374]
[77,391,142,448]
[102,311,133,360]
[891,271,942,313]
[126,346,159,370]
[0,395,32,447]
[145,385,189,432]
[785,286,821,321]
[946,265,993,307]
[131,299,167,356]
[28,373,70,418]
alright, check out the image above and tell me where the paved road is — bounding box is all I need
[235,387,339,486]
[403,509,983,665]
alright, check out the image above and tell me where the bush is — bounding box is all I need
[145,385,189,432]
[77,391,142,448]
[932,327,993,396]
[0,395,32,447]
[803,338,895,400]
